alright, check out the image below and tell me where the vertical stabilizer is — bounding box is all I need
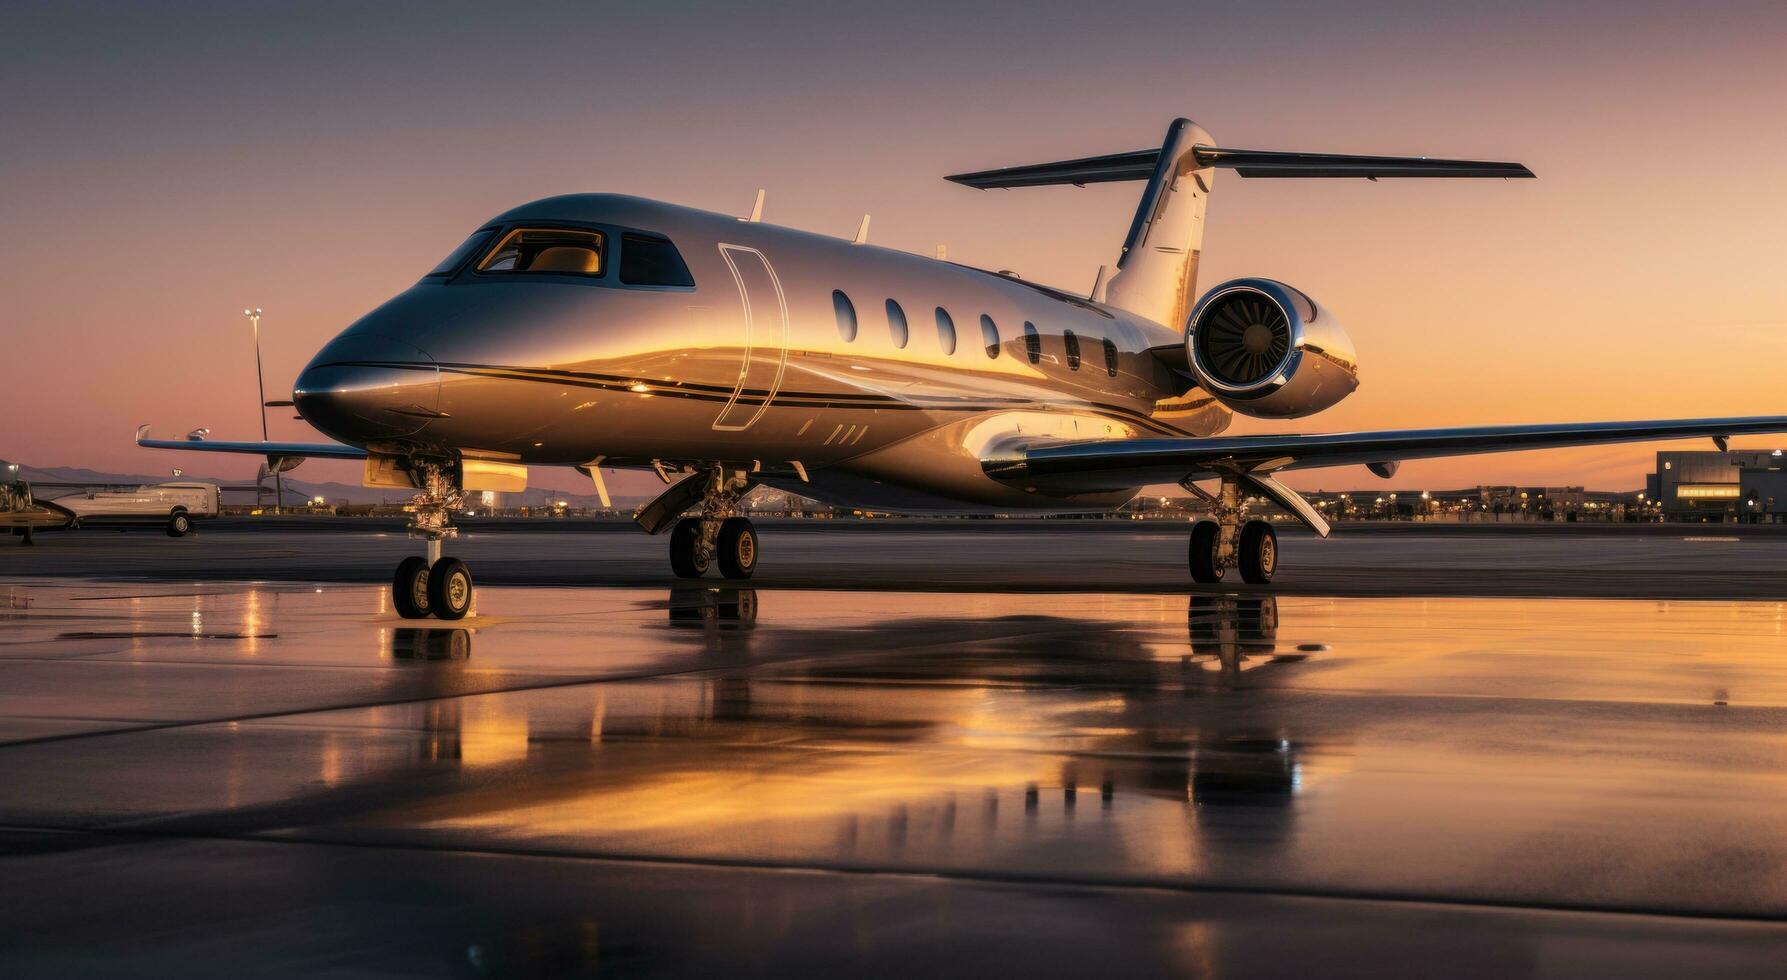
[946,118,1531,329]
[1104,118,1213,330]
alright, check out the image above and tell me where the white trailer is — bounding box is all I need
[53,482,221,537]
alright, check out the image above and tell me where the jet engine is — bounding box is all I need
[1184,278,1359,419]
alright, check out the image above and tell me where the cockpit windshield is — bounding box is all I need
[476,228,606,276]
[426,229,496,277]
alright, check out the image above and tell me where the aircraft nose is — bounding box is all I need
[293,334,441,443]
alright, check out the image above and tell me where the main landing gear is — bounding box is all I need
[390,462,475,621]
[668,466,759,580]
[1188,474,1279,585]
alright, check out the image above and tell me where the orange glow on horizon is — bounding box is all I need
[3,5,1783,495]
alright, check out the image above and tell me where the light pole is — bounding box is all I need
[245,308,280,514]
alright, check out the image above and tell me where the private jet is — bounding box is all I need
[138,118,1787,619]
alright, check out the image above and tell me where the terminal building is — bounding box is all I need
[1646,450,1787,523]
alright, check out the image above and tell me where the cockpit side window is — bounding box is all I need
[426,228,497,277]
[476,228,606,277]
[619,233,695,287]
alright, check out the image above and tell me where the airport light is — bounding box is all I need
[244,307,280,515]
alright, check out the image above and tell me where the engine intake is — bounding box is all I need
[1186,278,1359,419]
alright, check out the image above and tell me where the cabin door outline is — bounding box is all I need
[712,243,789,432]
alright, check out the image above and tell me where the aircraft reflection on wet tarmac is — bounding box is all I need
[11,581,1787,974]
[375,589,1319,814]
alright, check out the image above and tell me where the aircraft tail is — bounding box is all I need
[946,118,1533,330]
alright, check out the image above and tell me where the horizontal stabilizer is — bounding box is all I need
[947,145,1532,188]
[946,149,1160,189]
[1197,147,1533,179]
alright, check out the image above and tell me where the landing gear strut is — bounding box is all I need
[668,465,758,580]
[390,461,474,620]
[1188,475,1278,585]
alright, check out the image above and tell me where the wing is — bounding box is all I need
[985,416,1787,531]
[136,425,367,460]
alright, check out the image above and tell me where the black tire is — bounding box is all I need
[19,526,34,546]
[1238,519,1278,585]
[1189,519,1223,583]
[716,517,758,580]
[393,556,432,619]
[669,518,708,578]
[428,557,473,621]
[166,510,191,538]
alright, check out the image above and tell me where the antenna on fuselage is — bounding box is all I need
[743,189,765,222]
[852,214,871,245]
[1089,264,1112,303]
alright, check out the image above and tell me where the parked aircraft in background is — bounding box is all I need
[139,117,1787,619]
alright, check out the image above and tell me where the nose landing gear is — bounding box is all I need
[390,461,474,620]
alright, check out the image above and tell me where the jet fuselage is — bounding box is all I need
[294,193,1229,510]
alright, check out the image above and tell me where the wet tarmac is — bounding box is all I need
[7,522,1787,598]
[2,578,1786,976]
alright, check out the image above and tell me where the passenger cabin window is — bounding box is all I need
[1023,322,1041,364]
[832,290,858,342]
[1064,330,1082,370]
[1102,338,1119,377]
[427,229,496,277]
[477,228,605,276]
[618,233,694,287]
[935,307,957,355]
[980,315,1000,359]
[886,299,909,349]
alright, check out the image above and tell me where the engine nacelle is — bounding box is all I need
[1185,278,1359,419]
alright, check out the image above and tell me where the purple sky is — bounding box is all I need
[3,0,1784,493]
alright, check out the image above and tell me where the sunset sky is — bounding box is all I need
[3,1,1784,496]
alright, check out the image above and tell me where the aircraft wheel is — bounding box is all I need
[19,526,34,546]
[428,557,473,621]
[1189,519,1224,583]
[393,556,432,619]
[1238,520,1278,584]
[167,510,191,537]
[716,517,758,580]
[669,518,709,578]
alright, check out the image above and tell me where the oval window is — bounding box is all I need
[935,307,957,355]
[980,315,1000,358]
[886,299,909,349]
[1064,330,1081,370]
[1102,337,1119,377]
[1023,322,1041,364]
[832,290,857,342]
